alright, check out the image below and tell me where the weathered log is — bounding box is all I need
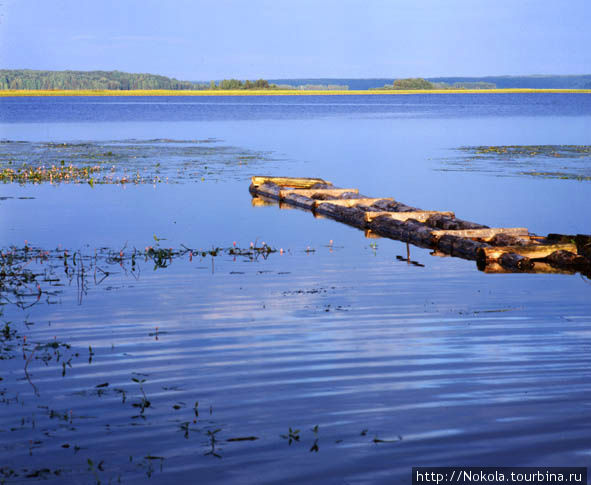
[477,243,578,263]
[365,211,454,224]
[428,214,490,231]
[544,250,589,267]
[431,227,529,243]
[313,204,367,227]
[436,235,490,259]
[498,253,534,270]
[278,194,317,210]
[277,188,362,210]
[574,235,591,258]
[375,201,420,212]
[488,233,534,247]
[250,181,281,198]
[248,175,591,275]
[547,234,591,258]
[279,188,359,199]
[315,198,394,209]
[251,176,331,188]
[368,217,434,247]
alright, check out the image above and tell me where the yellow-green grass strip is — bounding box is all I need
[1,88,590,97]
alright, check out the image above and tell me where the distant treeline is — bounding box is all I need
[0,70,281,91]
[275,84,349,91]
[0,69,202,90]
[429,75,591,89]
[210,79,277,90]
[3,70,590,91]
[270,75,591,90]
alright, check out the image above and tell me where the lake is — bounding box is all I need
[0,94,590,484]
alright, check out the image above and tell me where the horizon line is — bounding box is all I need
[2,68,591,81]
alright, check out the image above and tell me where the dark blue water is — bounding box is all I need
[0,94,590,484]
[1,93,590,123]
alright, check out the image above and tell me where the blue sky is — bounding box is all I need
[1,0,590,80]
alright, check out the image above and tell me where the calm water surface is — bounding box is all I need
[0,94,590,484]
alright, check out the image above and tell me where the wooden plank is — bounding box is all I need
[431,227,529,242]
[279,188,359,199]
[477,243,578,263]
[251,176,331,188]
[365,210,454,223]
[314,198,393,209]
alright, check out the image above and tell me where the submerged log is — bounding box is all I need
[477,242,578,264]
[431,227,529,243]
[365,211,454,224]
[279,188,359,199]
[251,176,331,188]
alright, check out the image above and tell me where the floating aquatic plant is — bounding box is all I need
[0,139,279,185]
[0,163,102,184]
[439,145,591,182]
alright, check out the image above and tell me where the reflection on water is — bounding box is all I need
[1,238,590,483]
[0,94,590,483]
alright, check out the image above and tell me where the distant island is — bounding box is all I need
[370,78,496,90]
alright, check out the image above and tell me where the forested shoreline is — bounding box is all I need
[2,69,590,91]
[0,70,278,91]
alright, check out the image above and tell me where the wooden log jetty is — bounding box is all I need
[249,176,591,276]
